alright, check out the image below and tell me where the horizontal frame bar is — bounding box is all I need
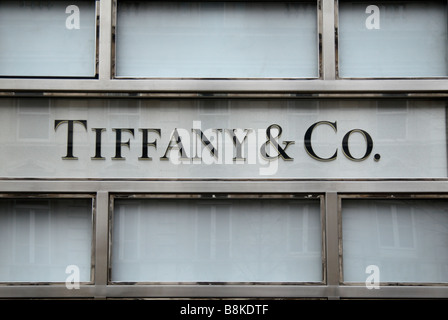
[1,179,448,193]
[3,79,448,95]
[0,283,447,299]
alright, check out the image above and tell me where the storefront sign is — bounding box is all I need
[53,120,378,163]
[0,98,446,178]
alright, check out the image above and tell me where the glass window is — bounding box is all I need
[0,0,97,77]
[111,197,323,283]
[115,1,318,78]
[338,1,448,78]
[0,197,93,282]
[342,198,448,283]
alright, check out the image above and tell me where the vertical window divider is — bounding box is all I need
[325,192,340,298]
[98,0,113,81]
[321,0,336,80]
[94,191,110,298]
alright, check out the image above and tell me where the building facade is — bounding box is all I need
[0,0,448,299]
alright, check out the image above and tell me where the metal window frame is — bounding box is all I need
[0,0,447,300]
[0,193,97,286]
[0,0,447,95]
[335,0,448,80]
[0,0,101,80]
[338,193,448,287]
[0,182,445,298]
[107,193,326,286]
[112,0,323,80]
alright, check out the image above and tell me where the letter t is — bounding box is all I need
[54,120,88,160]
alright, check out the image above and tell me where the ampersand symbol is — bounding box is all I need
[260,124,294,161]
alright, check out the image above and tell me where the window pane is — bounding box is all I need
[338,1,448,78]
[0,0,97,77]
[0,198,93,282]
[111,198,322,282]
[342,199,448,283]
[116,1,318,78]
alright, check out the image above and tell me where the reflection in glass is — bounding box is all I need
[111,198,322,282]
[116,1,318,78]
[0,198,93,282]
[342,199,448,283]
[339,1,448,78]
[0,0,97,77]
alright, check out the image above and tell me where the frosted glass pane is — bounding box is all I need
[338,1,448,78]
[0,199,93,282]
[111,199,322,282]
[116,1,318,78]
[0,1,96,77]
[342,199,448,283]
